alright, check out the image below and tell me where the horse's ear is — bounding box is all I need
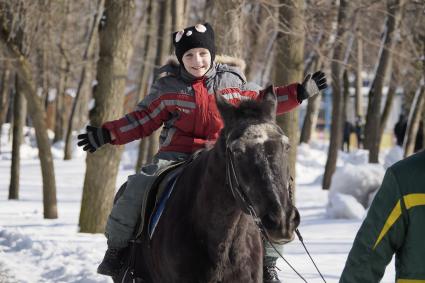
[261,85,277,121]
[215,91,235,125]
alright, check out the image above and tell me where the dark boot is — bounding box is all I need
[97,247,126,277]
[263,261,282,283]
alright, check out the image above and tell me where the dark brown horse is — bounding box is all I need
[128,86,300,283]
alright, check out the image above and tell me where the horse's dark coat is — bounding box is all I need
[136,87,300,283]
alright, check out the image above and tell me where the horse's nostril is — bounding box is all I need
[262,213,280,230]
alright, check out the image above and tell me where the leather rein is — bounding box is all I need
[224,145,326,283]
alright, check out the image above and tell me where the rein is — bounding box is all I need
[225,146,327,283]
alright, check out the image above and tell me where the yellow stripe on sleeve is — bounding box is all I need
[373,200,402,250]
[403,194,425,209]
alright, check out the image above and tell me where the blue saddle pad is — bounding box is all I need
[148,175,179,239]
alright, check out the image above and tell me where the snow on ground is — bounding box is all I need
[0,125,401,282]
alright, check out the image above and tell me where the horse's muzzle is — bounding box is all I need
[261,206,300,244]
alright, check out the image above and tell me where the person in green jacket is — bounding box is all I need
[340,150,425,283]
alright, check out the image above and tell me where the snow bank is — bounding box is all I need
[326,163,385,219]
[326,193,366,219]
[384,146,403,169]
[0,226,110,283]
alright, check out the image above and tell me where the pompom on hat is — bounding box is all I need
[172,23,216,65]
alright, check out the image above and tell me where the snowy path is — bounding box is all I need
[0,261,16,283]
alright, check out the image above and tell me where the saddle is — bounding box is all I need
[138,160,185,239]
[112,151,204,283]
[113,150,204,241]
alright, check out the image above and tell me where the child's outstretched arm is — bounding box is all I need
[257,70,327,115]
[77,81,171,152]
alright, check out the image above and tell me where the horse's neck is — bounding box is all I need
[191,147,261,283]
[193,147,244,258]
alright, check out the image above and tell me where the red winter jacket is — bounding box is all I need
[103,59,300,154]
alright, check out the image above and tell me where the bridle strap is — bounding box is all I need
[225,146,309,282]
[225,145,327,283]
[225,147,253,215]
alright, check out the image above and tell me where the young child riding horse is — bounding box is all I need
[77,23,327,283]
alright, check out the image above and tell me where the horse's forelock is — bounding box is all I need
[233,99,274,123]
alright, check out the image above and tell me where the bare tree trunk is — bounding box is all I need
[0,62,11,153]
[355,28,364,120]
[172,0,186,30]
[343,70,350,122]
[0,64,11,120]
[300,58,322,144]
[245,5,274,81]
[54,57,70,143]
[322,0,353,190]
[205,0,244,58]
[75,62,93,130]
[0,28,58,219]
[64,0,104,160]
[273,0,305,189]
[9,74,27,200]
[404,78,425,157]
[379,69,397,142]
[146,0,172,162]
[54,0,71,143]
[300,6,336,145]
[135,0,159,171]
[79,0,135,233]
[364,0,404,163]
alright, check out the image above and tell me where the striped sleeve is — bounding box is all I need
[256,83,300,114]
[102,82,195,145]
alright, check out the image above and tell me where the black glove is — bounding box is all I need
[297,70,328,102]
[77,125,112,153]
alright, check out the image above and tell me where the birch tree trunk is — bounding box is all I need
[9,74,27,200]
[79,0,135,233]
[322,0,353,190]
[364,0,404,163]
[273,0,305,188]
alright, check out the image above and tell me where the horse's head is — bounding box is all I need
[215,86,300,244]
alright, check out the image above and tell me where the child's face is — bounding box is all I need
[182,48,212,78]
